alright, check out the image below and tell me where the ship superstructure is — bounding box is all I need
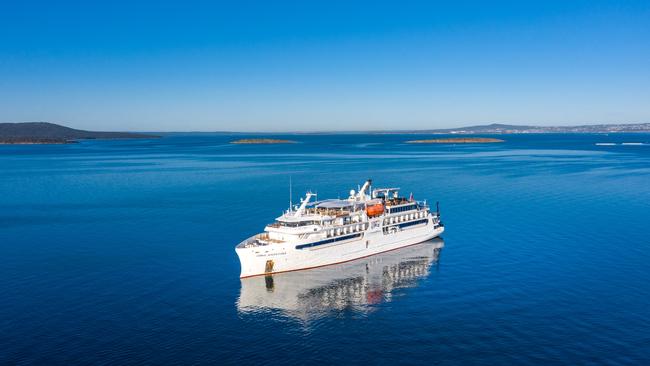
[235,179,444,278]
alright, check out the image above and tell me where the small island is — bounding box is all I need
[406,137,504,144]
[230,138,297,144]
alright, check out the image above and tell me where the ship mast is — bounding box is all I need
[289,176,293,213]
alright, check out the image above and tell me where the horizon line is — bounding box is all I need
[4,121,650,134]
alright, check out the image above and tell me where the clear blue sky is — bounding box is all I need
[1,1,649,132]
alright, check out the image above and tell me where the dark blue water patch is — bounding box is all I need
[1,133,649,365]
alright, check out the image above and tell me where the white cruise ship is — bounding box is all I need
[235,179,444,278]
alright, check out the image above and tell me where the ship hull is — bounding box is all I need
[237,238,444,320]
[236,217,444,278]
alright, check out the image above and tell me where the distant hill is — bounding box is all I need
[0,122,158,144]
[267,122,650,134]
[393,123,650,134]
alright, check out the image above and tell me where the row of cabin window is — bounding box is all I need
[397,219,429,228]
[387,204,417,213]
[384,211,426,224]
[383,218,429,234]
[327,223,368,237]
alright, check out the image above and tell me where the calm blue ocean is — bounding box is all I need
[1,134,649,365]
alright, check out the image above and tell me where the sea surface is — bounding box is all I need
[1,133,649,365]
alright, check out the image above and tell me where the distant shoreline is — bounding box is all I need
[159,122,650,134]
[3,122,650,137]
[0,138,73,145]
[406,137,504,144]
[230,138,297,144]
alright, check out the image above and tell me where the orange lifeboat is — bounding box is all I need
[366,202,384,217]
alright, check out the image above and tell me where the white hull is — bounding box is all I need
[236,215,444,278]
[237,238,444,320]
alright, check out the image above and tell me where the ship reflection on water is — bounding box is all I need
[237,238,444,320]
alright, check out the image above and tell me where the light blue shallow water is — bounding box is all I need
[1,134,649,365]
